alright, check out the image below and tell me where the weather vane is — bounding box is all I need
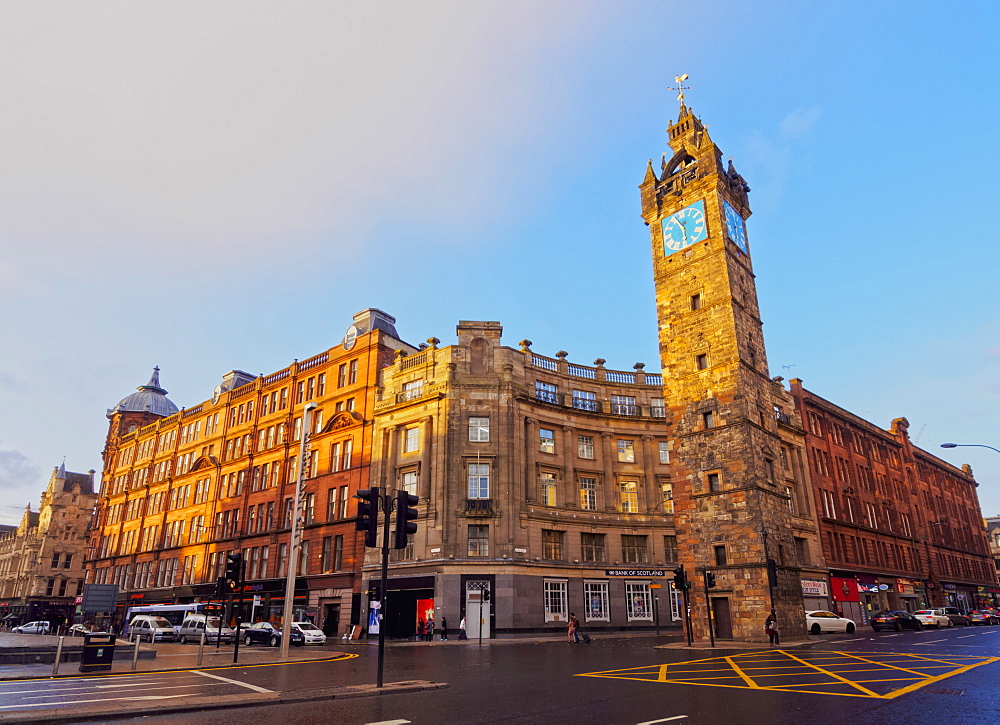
[668,74,690,105]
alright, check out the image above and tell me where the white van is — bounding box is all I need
[178,613,235,644]
[127,615,177,642]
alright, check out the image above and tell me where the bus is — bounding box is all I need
[123,603,224,636]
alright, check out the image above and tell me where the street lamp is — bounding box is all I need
[280,401,317,659]
[941,443,1000,455]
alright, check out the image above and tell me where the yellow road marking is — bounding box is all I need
[657,664,669,682]
[776,650,881,698]
[882,657,1000,699]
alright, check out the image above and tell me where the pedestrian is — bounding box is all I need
[417,616,425,641]
[425,617,435,642]
[568,612,580,643]
[459,617,467,640]
[765,610,780,646]
[440,616,448,640]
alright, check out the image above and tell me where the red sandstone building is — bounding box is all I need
[86,309,415,634]
[790,379,998,621]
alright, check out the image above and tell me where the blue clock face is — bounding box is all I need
[661,200,708,255]
[723,199,748,254]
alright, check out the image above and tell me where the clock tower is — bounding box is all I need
[640,96,804,641]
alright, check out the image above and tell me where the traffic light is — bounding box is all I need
[393,490,419,549]
[705,571,717,589]
[673,566,687,590]
[356,488,381,548]
[482,589,491,602]
[225,552,243,587]
[215,576,229,598]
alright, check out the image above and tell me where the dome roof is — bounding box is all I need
[108,367,179,418]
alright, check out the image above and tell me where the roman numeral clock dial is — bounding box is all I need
[661,200,708,255]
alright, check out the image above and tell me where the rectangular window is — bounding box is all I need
[468,463,490,499]
[661,483,673,513]
[707,472,721,492]
[620,481,638,513]
[579,477,596,511]
[403,427,419,453]
[572,390,597,412]
[651,397,665,417]
[658,442,670,464]
[542,529,564,559]
[278,543,288,577]
[327,488,338,521]
[622,534,648,563]
[625,581,653,621]
[535,381,558,404]
[540,472,557,506]
[611,395,636,416]
[333,535,343,571]
[317,373,326,396]
[714,545,727,566]
[402,470,418,496]
[338,486,348,519]
[617,439,635,463]
[402,379,423,401]
[584,581,610,622]
[702,411,714,429]
[469,417,489,442]
[338,364,347,388]
[468,524,489,557]
[304,492,315,524]
[543,579,568,623]
[696,353,709,370]
[578,435,595,459]
[349,359,358,385]
[539,428,555,454]
[663,535,678,563]
[690,293,702,310]
[581,532,605,562]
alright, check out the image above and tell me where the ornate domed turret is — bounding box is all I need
[107,367,179,419]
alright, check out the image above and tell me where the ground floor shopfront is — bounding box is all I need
[0,597,77,629]
[362,565,684,640]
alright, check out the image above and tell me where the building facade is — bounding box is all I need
[86,309,415,635]
[366,322,681,639]
[0,464,97,628]
[790,380,998,619]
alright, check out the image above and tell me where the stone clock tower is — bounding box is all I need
[640,95,804,641]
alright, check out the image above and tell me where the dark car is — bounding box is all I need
[871,611,923,632]
[968,610,1000,626]
[242,621,304,647]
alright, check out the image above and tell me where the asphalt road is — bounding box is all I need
[9,625,1000,724]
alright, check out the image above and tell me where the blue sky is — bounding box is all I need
[2,1,998,524]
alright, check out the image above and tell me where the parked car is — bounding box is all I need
[292,621,327,645]
[940,607,971,626]
[12,621,50,635]
[968,610,1000,626]
[804,610,857,634]
[178,614,235,644]
[871,611,923,632]
[913,610,953,628]
[127,615,178,642]
[242,621,305,647]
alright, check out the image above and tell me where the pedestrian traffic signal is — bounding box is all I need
[482,589,491,602]
[705,571,716,589]
[673,566,687,590]
[355,488,381,548]
[393,490,419,549]
[225,552,243,586]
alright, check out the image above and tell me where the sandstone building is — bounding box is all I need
[86,309,414,634]
[0,463,97,627]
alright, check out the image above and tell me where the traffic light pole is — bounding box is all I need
[376,491,394,689]
[701,568,715,648]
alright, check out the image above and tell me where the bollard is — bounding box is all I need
[131,636,141,670]
[197,631,205,667]
[52,636,64,675]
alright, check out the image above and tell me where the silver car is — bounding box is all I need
[12,621,51,634]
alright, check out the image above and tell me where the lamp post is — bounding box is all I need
[941,443,1000,455]
[280,401,317,659]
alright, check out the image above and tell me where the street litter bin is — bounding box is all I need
[79,633,117,672]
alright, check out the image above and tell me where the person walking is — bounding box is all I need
[765,611,780,646]
[425,617,435,642]
[568,612,580,643]
[440,616,448,640]
[459,617,467,640]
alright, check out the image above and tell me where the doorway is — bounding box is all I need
[322,604,340,637]
[711,597,733,640]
